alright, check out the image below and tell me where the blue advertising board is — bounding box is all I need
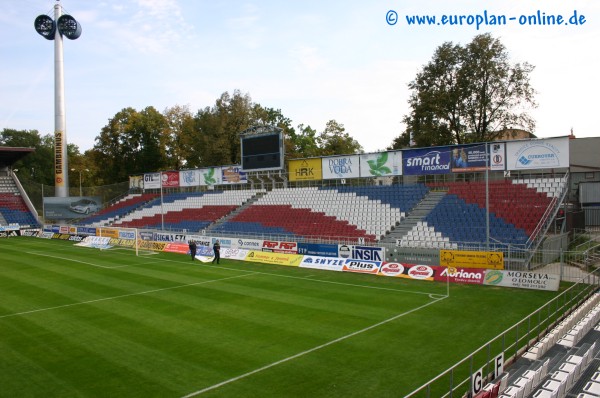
[403,147,451,175]
[451,144,489,172]
[297,243,339,257]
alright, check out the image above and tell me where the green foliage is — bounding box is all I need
[203,167,216,185]
[367,152,391,176]
[392,33,537,149]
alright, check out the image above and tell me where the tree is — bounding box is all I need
[1,128,55,185]
[392,33,536,148]
[318,120,363,156]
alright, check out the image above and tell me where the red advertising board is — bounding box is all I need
[161,171,180,187]
[262,240,298,254]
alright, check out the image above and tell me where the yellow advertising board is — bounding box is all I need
[288,158,322,182]
[245,251,303,267]
[99,228,120,239]
[439,250,504,270]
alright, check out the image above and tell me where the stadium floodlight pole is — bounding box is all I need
[34,1,82,198]
[485,142,490,250]
[160,171,165,230]
[71,168,89,197]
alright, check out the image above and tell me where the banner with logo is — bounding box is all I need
[245,251,303,267]
[506,137,569,170]
[297,243,338,257]
[143,172,161,189]
[221,248,249,260]
[299,256,345,272]
[337,245,385,261]
[450,144,489,172]
[403,147,451,175]
[440,250,504,270]
[342,259,381,274]
[359,151,402,177]
[129,175,143,189]
[288,158,323,182]
[234,238,263,250]
[262,240,298,254]
[434,267,485,284]
[161,171,180,188]
[484,270,560,291]
[322,155,360,179]
[200,167,223,186]
[221,166,248,184]
[489,142,505,171]
[179,169,201,187]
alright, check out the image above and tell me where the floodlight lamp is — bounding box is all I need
[57,14,81,40]
[34,15,56,40]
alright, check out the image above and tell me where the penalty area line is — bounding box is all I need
[180,295,447,397]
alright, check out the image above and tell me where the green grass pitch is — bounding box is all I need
[0,237,559,397]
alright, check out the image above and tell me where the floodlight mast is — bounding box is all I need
[34,1,82,197]
[54,2,68,198]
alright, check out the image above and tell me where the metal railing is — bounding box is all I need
[403,270,600,398]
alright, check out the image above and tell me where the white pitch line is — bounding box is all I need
[25,251,123,269]
[180,295,448,397]
[0,273,256,320]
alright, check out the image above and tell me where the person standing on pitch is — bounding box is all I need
[189,240,197,261]
[212,240,221,264]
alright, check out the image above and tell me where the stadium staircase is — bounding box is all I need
[204,191,265,234]
[381,190,446,244]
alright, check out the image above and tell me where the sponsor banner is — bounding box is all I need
[288,158,323,182]
[161,171,180,188]
[138,241,167,251]
[52,233,72,240]
[403,147,451,175]
[234,238,263,250]
[351,245,385,262]
[440,250,504,270]
[451,144,488,172]
[359,151,402,177]
[338,244,352,258]
[378,263,436,281]
[43,196,102,219]
[484,270,560,291]
[200,167,223,186]
[129,175,143,189]
[0,230,19,238]
[139,231,154,241]
[221,248,249,260]
[489,142,505,171]
[109,238,136,248]
[297,242,338,257]
[322,155,360,179]
[179,169,201,187]
[164,242,189,254]
[506,137,569,170]
[153,232,188,242]
[212,237,233,248]
[119,230,136,240]
[0,225,20,232]
[300,256,345,272]
[75,236,112,249]
[77,226,97,236]
[54,130,66,189]
[221,166,248,184]
[245,251,303,267]
[59,225,70,234]
[100,228,120,239]
[144,172,161,189]
[262,240,298,254]
[68,226,77,234]
[342,259,381,274]
[187,236,212,247]
[379,262,405,277]
[68,235,84,242]
[21,229,40,237]
[434,266,485,284]
[40,231,54,239]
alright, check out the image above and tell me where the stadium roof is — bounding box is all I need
[0,147,35,168]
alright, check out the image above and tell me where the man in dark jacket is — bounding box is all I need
[212,240,221,264]
[189,240,197,261]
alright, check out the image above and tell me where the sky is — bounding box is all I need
[1,0,598,154]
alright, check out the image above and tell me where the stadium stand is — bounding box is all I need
[0,176,38,227]
[78,193,159,225]
[211,185,427,242]
[110,190,264,231]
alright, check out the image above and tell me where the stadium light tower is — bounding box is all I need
[34,1,82,198]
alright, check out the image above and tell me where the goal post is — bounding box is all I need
[97,227,140,256]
